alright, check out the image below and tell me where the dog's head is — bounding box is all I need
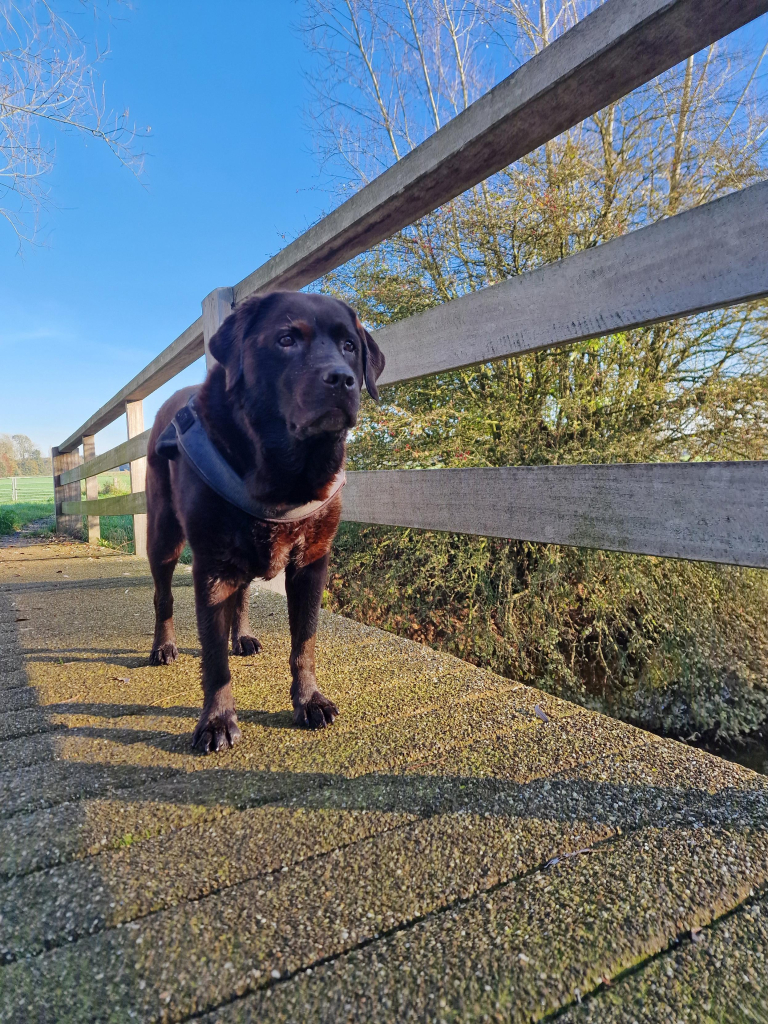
[208,291,385,440]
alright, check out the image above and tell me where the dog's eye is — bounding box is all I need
[343,340,356,352]
[277,335,295,348]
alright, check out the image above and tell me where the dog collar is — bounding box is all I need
[155,397,346,523]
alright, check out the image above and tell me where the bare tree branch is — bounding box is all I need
[0,0,144,247]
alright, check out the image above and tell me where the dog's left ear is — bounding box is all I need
[208,296,267,391]
[207,310,243,391]
[355,318,386,401]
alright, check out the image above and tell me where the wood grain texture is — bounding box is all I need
[342,462,768,568]
[59,319,204,454]
[62,491,147,517]
[52,448,83,539]
[376,181,768,386]
[58,431,151,486]
[126,401,148,558]
[202,287,234,371]
[59,458,768,565]
[82,435,100,544]
[55,0,768,455]
[56,180,768,471]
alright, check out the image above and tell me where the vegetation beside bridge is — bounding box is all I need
[313,0,768,745]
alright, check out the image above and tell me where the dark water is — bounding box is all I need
[701,733,768,776]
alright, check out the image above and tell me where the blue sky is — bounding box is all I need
[3,5,767,460]
[1,0,328,455]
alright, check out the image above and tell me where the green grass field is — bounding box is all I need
[0,477,54,502]
[93,471,131,496]
[0,471,132,505]
[0,471,131,543]
[0,477,191,561]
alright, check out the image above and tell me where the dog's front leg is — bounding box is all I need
[285,553,339,729]
[191,567,243,753]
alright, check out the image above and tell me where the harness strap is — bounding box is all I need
[154,398,346,523]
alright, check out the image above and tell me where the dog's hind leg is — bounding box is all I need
[230,584,263,656]
[147,465,185,666]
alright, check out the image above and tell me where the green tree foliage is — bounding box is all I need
[304,0,768,741]
[0,435,16,476]
[0,433,51,476]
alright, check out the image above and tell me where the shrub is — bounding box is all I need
[0,508,17,535]
[329,525,768,743]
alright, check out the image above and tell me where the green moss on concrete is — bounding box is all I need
[1,544,768,1023]
[558,893,768,1023]
[193,826,768,1024]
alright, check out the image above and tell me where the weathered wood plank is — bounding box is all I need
[58,431,151,486]
[52,448,82,539]
[342,462,768,568]
[202,287,234,372]
[61,492,147,517]
[233,0,768,302]
[126,401,148,558]
[82,435,100,544]
[61,459,768,566]
[376,180,768,386]
[55,0,768,455]
[57,176,768,482]
[58,319,204,454]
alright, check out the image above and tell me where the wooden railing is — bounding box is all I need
[53,0,768,570]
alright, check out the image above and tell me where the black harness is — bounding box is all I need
[155,397,346,523]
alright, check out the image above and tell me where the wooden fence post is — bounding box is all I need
[52,446,83,538]
[126,401,148,558]
[202,287,234,371]
[82,434,100,545]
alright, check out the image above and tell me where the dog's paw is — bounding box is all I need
[232,634,263,656]
[293,691,339,730]
[192,708,242,754]
[149,642,178,666]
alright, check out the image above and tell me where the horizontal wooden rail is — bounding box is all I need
[342,462,768,568]
[59,320,204,454]
[376,180,768,385]
[61,492,147,517]
[56,176,768,463]
[59,430,152,486]
[233,0,768,303]
[57,0,768,454]
[62,460,768,567]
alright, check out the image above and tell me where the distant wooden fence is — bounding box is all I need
[0,477,54,503]
[54,0,768,569]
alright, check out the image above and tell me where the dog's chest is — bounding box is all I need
[223,521,311,582]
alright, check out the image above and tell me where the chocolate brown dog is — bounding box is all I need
[145,291,385,753]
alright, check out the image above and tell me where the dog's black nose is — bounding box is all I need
[322,369,355,389]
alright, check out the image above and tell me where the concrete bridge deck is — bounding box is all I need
[1,540,767,1023]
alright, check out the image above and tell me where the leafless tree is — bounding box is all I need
[0,0,142,246]
[302,0,768,466]
[302,0,767,229]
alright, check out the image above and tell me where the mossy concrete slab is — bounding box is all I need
[0,543,767,1022]
[558,891,768,1023]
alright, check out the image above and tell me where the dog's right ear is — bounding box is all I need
[207,310,243,391]
[208,296,269,391]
